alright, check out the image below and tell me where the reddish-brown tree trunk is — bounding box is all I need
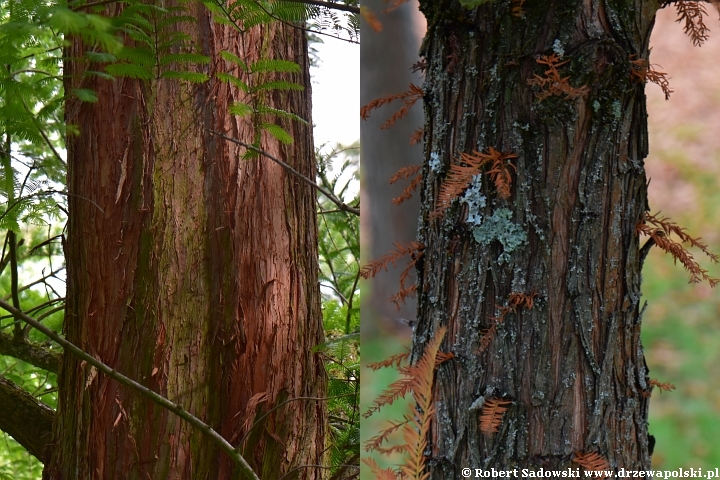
[45,4,325,479]
[413,0,659,476]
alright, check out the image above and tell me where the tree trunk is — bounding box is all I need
[360,0,425,334]
[45,3,325,479]
[414,0,659,475]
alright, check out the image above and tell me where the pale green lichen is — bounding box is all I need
[460,175,485,226]
[473,208,526,264]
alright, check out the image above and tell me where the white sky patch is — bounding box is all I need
[310,37,360,149]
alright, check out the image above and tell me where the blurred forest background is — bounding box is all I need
[361,6,720,475]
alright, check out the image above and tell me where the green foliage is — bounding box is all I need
[216,47,307,155]
[458,0,495,8]
[316,143,360,479]
[99,3,210,83]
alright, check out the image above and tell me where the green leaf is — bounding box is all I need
[261,123,293,144]
[105,63,153,80]
[219,50,247,70]
[228,102,253,118]
[251,80,304,93]
[161,71,210,83]
[216,72,249,92]
[256,105,309,125]
[160,53,211,66]
[458,0,495,7]
[72,88,98,103]
[250,58,300,74]
[85,70,116,80]
[85,51,116,63]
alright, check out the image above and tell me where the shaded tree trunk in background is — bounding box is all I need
[414,1,659,475]
[360,0,425,335]
[45,3,325,479]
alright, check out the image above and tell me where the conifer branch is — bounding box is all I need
[573,452,611,476]
[674,0,711,46]
[479,398,511,435]
[432,148,517,219]
[636,212,719,286]
[390,165,423,205]
[361,84,423,129]
[527,54,589,101]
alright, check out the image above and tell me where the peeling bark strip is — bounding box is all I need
[47,2,325,479]
[415,1,658,476]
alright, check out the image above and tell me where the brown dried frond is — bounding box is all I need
[479,292,537,353]
[506,291,538,311]
[573,452,611,476]
[512,0,526,17]
[390,165,423,185]
[359,6,383,33]
[388,243,424,309]
[478,323,498,353]
[361,84,423,130]
[390,164,423,205]
[399,326,447,480]
[637,212,719,287]
[411,60,427,74]
[649,378,677,393]
[446,33,461,74]
[363,375,414,418]
[390,281,417,309]
[364,419,411,453]
[367,351,410,371]
[435,351,455,366]
[409,127,424,145]
[527,54,590,102]
[431,148,517,219]
[479,398,512,434]
[630,56,673,100]
[361,457,399,480]
[360,241,424,279]
[675,0,710,47]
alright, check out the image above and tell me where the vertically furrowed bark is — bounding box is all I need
[414,1,659,475]
[46,4,325,479]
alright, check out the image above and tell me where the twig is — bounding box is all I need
[0,298,260,480]
[8,231,22,339]
[237,393,357,447]
[207,129,360,216]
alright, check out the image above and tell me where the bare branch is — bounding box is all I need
[0,299,260,480]
[0,374,54,461]
[0,331,60,373]
[207,129,360,216]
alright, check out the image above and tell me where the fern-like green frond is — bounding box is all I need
[250,58,300,74]
[261,123,293,144]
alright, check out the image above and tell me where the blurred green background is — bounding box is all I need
[361,7,720,476]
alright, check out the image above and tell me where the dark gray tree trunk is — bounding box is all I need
[413,0,659,475]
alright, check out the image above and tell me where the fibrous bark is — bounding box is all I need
[0,374,54,461]
[414,0,659,475]
[45,3,325,479]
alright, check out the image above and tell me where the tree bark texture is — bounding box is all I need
[45,4,325,479]
[414,0,660,475]
[0,374,54,461]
